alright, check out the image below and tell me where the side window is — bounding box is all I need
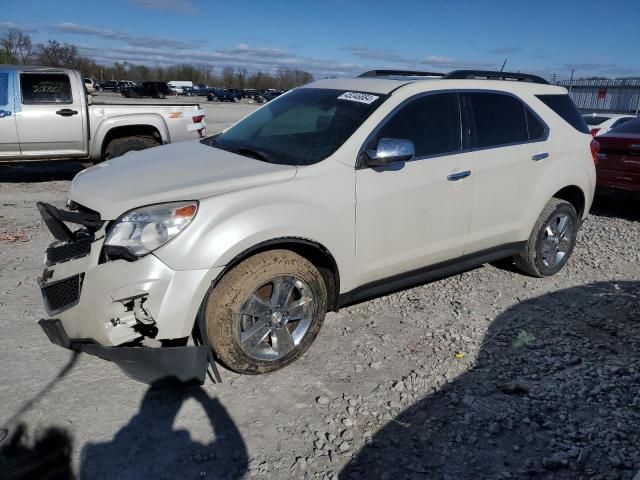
[20,73,73,104]
[525,108,546,141]
[374,93,461,158]
[470,92,529,148]
[0,73,9,105]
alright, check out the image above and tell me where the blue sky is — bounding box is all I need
[3,0,639,80]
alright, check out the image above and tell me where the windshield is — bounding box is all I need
[206,88,387,165]
[583,115,610,126]
[610,118,640,134]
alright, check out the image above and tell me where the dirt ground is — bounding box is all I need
[0,102,639,479]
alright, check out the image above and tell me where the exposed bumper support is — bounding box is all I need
[39,318,209,385]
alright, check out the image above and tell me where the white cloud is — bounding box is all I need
[51,22,194,50]
[132,0,199,14]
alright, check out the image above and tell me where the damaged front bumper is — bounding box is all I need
[39,319,209,384]
[36,202,223,384]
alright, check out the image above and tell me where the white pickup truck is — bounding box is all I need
[0,65,206,163]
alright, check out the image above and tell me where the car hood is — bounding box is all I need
[69,140,297,219]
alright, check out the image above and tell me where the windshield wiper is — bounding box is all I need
[227,146,275,164]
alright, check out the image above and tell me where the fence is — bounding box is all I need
[555,78,640,114]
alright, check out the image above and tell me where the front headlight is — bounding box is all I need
[104,201,198,260]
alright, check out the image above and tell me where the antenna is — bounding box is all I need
[500,58,508,72]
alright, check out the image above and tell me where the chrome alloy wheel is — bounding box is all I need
[541,213,574,268]
[237,275,315,361]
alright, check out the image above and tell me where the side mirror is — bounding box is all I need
[366,138,415,166]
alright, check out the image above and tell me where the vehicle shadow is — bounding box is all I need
[590,193,640,222]
[79,379,248,480]
[0,162,85,183]
[341,281,640,479]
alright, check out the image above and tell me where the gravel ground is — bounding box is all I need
[0,108,638,479]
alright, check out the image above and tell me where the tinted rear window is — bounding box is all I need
[20,73,72,104]
[583,115,611,126]
[537,94,589,134]
[609,118,640,134]
[469,92,529,148]
[0,73,8,105]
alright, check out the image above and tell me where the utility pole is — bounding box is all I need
[568,69,575,94]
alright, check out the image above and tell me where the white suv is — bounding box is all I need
[37,69,596,383]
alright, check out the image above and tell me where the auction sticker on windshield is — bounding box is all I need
[337,91,379,104]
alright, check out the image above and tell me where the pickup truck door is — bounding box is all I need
[15,71,88,157]
[0,71,21,157]
[355,92,474,286]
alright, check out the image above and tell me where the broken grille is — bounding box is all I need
[41,274,83,314]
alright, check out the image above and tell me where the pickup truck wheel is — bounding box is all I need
[514,198,578,277]
[205,250,327,374]
[104,136,160,160]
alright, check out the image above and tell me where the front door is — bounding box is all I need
[355,92,475,286]
[0,71,21,157]
[15,72,87,157]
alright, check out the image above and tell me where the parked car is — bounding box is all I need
[594,117,640,193]
[121,81,172,99]
[167,81,193,95]
[0,65,206,164]
[83,77,97,94]
[35,69,595,384]
[99,80,119,92]
[583,113,636,137]
[256,90,283,103]
[117,80,137,92]
[208,88,242,102]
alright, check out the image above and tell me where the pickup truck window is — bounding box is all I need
[20,73,73,104]
[0,73,8,105]
[209,88,387,166]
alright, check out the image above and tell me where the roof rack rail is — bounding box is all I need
[358,70,445,78]
[443,70,549,85]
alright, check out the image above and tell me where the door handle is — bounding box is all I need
[56,109,78,117]
[0,110,11,118]
[447,170,472,181]
[532,152,549,161]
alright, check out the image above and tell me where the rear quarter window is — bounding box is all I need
[537,94,589,134]
[20,73,73,104]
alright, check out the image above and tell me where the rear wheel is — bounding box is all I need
[205,250,327,374]
[514,198,578,277]
[103,136,160,160]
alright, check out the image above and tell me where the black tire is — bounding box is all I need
[514,198,578,277]
[205,249,327,375]
[157,92,166,99]
[103,136,160,160]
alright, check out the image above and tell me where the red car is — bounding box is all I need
[595,117,640,193]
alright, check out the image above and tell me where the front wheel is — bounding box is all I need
[205,250,327,374]
[514,198,578,277]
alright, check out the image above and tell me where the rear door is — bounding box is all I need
[15,71,87,157]
[464,91,559,253]
[0,70,21,157]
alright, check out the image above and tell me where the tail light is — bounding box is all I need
[192,114,206,138]
[590,128,600,137]
[590,139,600,166]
